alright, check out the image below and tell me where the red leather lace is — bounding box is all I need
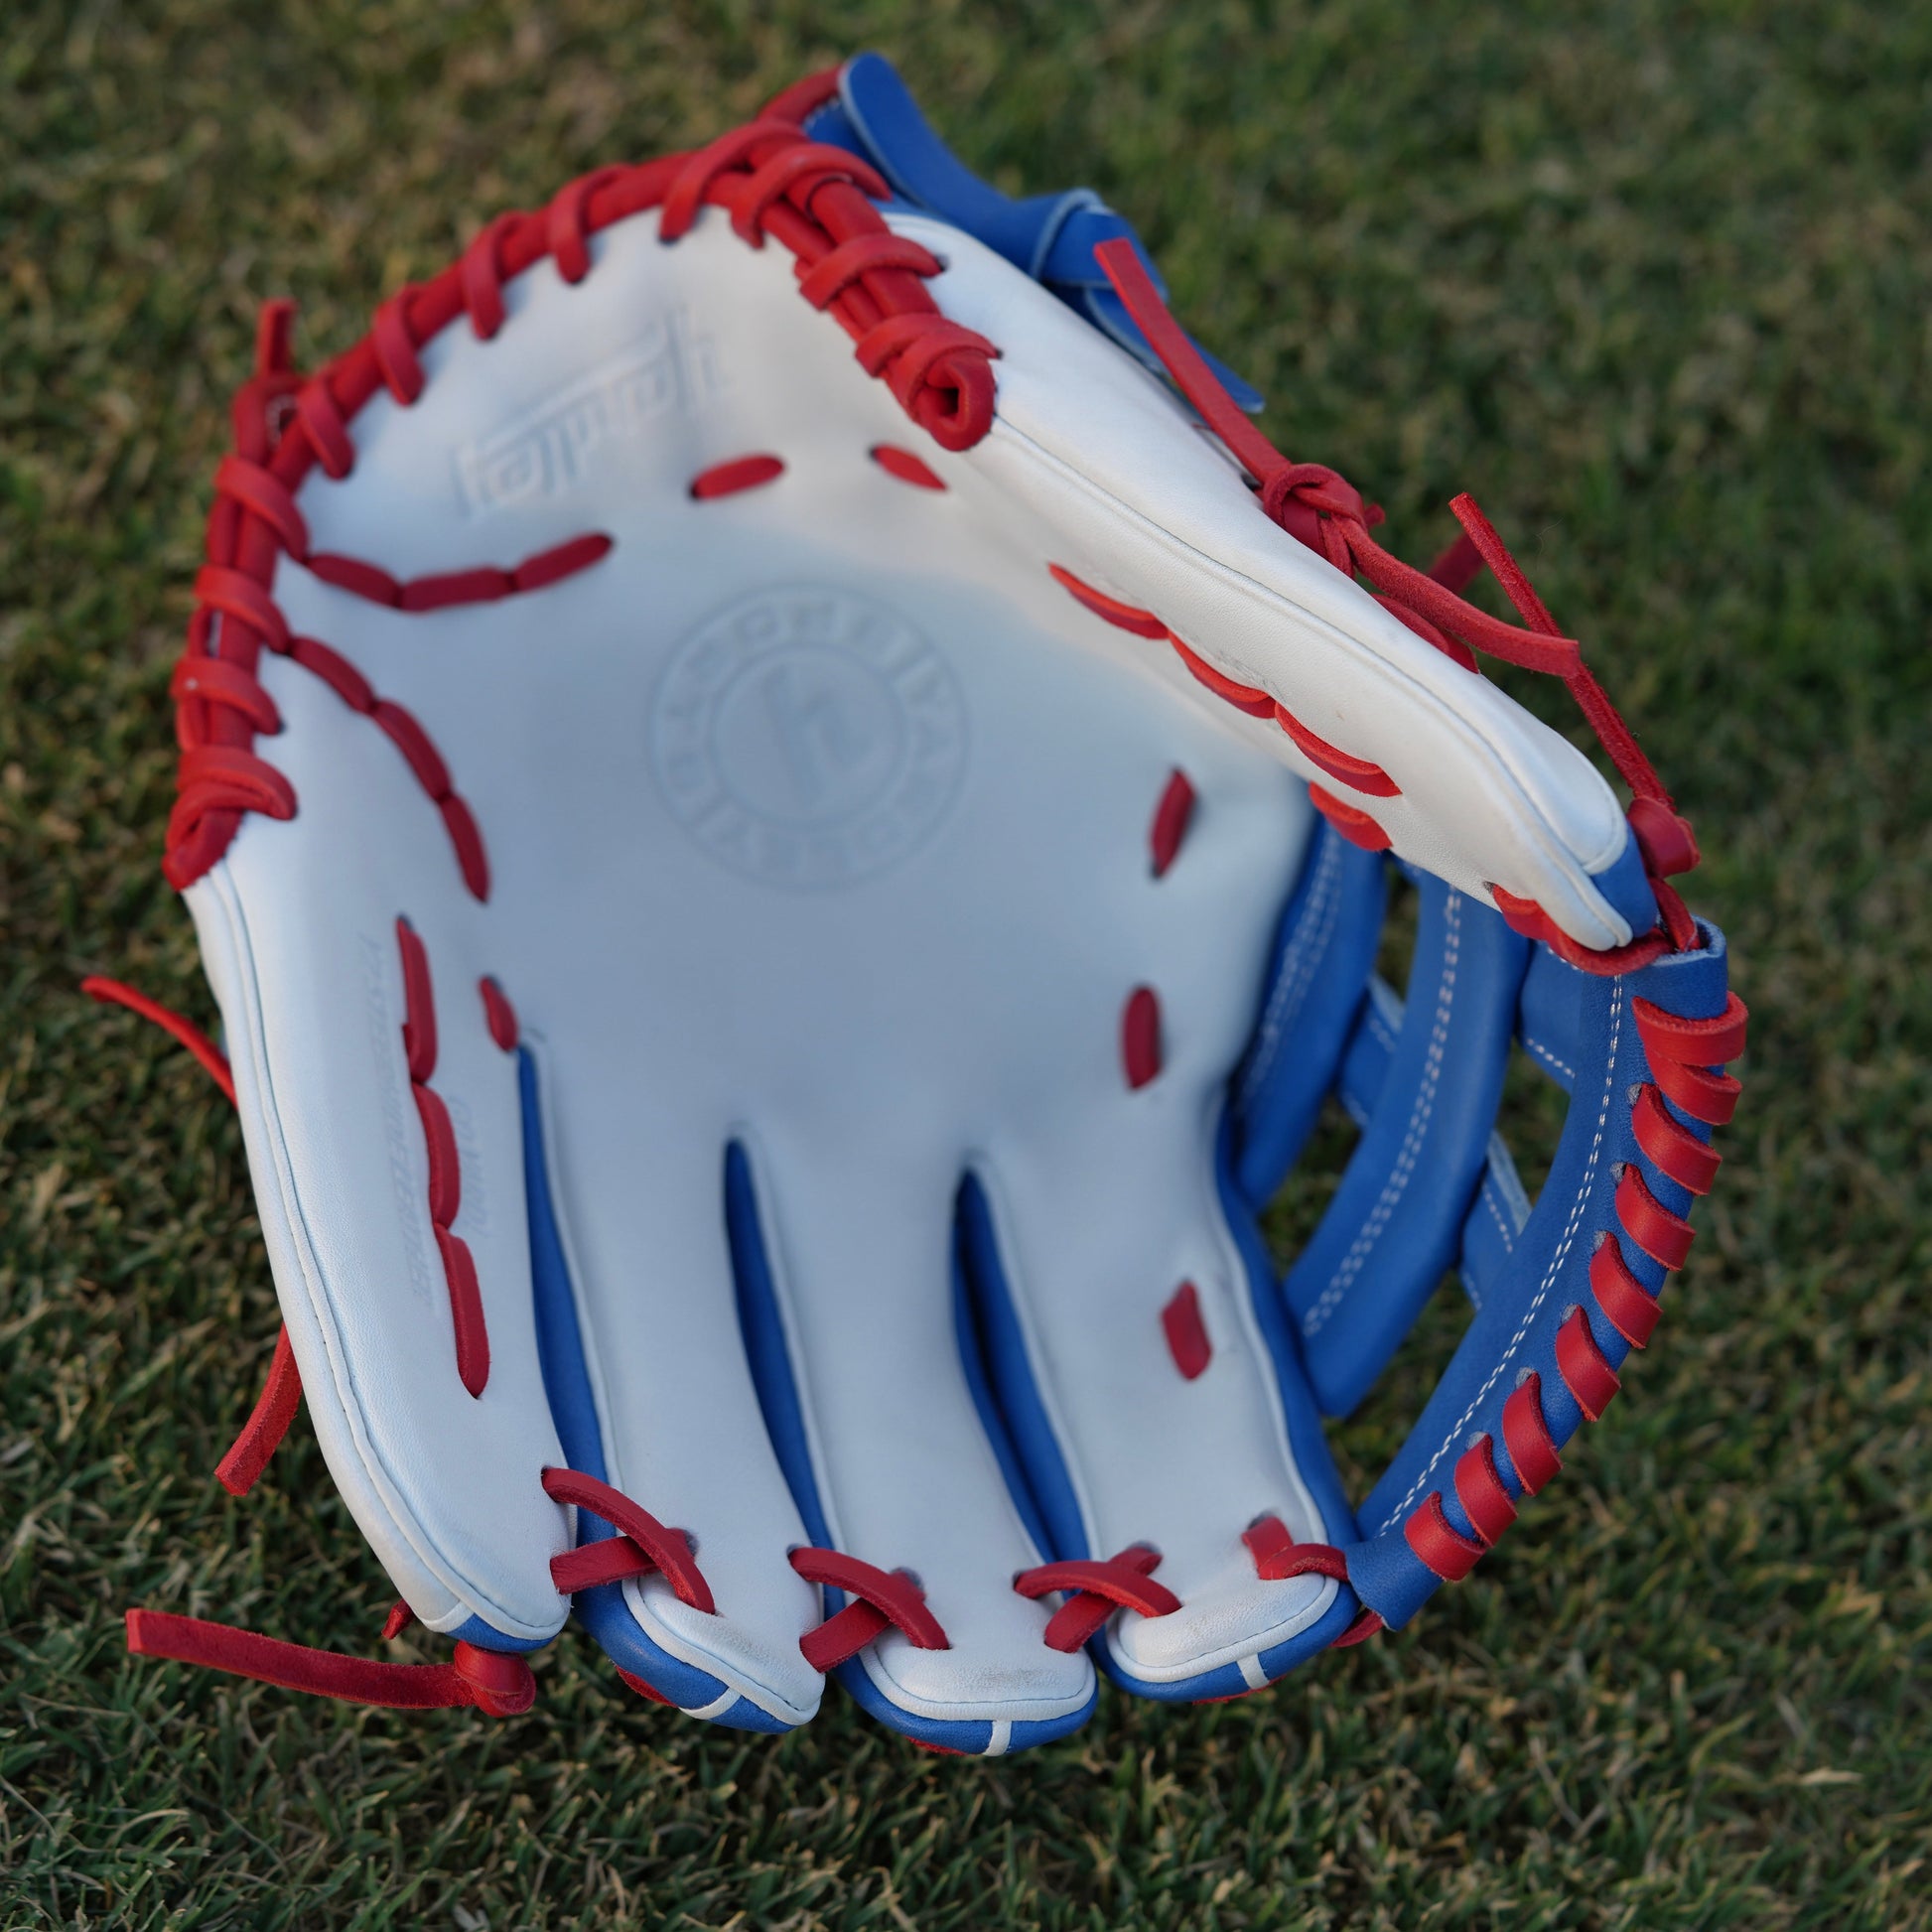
[1161,1280,1212,1380]
[1014,1546,1181,1653]
[79,974,307,1492]
[1399,991,1747,1585]
[214,1324,304,1498]
[126,1610,536,1716]
[165,117,997,895]
[393,919,493,1397]
[1241,1517,1384,1647]
[81,975,236,1104]
[1149,767,1196,878]
[789,1547,950,1670]
[1093,237,1703,975]
[542,1466,716,1614]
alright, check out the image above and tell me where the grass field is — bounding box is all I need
[3,3,1929,1926]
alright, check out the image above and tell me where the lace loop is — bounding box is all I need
[173,745,297,825]
[546,165,629,284]
[541,1466,716,1614]
[731,140,890,246]
[461,212,526,340]
[1241,1517,1351,1583]
[789,1547,950,1666]
[1014,1546,1179,1653]
[170,654,282,735]
[295,380,354,480]
[659,124,773,241]
[212,453,310,556]
[194,564,290,651]
[797,232,944,310]
[370,286,427,404]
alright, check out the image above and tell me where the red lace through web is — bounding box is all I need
[1014,1546,1180,1653]
[1241,1518,1384,1647]
[1092,238,1702,975]
[1397,991,1746,1586]
[541,1466,715,1612]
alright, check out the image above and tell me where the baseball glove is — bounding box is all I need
[93,54,1745,1755]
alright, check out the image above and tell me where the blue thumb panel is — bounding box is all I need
[1284,881,1530,1417]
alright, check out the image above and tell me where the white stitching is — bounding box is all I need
[1339,980,1403,1123]
[1237,829,1343,1109]
[1380,980,1624,1527]
[1240,829,1342,1103]
[1302,894,1461,1340]
[1484,1132,1534,1234]
[1523,1034,1575,1080]
[1481,1175,1517,1254]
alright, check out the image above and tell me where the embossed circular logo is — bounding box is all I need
[648,586,968,890]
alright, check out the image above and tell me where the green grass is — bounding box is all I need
[3,2,1929,1926]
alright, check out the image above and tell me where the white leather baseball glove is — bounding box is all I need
[99,54,1744,1754]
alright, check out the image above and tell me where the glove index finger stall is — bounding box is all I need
[100,56,1743,1755]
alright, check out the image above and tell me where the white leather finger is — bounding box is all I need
[514,1063,825,1728]
[186,652,571,1646]
[968,1126,1342,1696]
[961,759,1347,1695]
[887,210,1642,954]
[740,1130,1096,1738]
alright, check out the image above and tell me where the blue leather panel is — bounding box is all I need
[1588,823,1660,939]
[724,1145,825,1545]
[1216,1116,1361,1557]
[834,1659,1098,1756]
[947,1172,1093,1561]
[1230,824,1388,1209]
[1519,944,1587,1093]
[813,52,1266,412]
[522,1049,601,1480]
[446,1613,548,1655]
[1346,924,1730,1629]
[953,1178,1067,1565]
[1336,977,1401,1127]
[1285,881,1531,1418]
[1457,1135,1533,1312]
